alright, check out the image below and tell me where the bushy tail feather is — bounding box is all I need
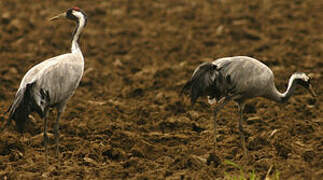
[181,62,218,105]
[180,80,192,96]
[1,82,35,133]
[0,92,23,133]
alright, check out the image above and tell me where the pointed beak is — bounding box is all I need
[308,84,317,97]
[48,12,66,21]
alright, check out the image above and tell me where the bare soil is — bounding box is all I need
[0,0,322,179]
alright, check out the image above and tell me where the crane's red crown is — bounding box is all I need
[72,6,81,11]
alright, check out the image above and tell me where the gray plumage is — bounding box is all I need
[2,7,87,159]
[182,56,317,157]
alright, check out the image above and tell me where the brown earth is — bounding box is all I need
[0,0,322,179]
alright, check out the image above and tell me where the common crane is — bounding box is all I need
[181,56,317,157]
[2,7,87,160]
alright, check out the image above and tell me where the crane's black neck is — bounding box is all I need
[71,15,86,53]
[280,80,297,102]
[272,74,302,103]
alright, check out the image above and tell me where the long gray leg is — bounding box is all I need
[43,110,49,163]
[54,111,61,157]
[238,103,248,158]
[55,105,65,158]
[213,96,231,150]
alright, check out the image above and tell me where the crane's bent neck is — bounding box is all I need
[71,17,85,54]
[271,74,298,103]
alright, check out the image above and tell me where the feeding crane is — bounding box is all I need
[181,56,317,157]
[1,7,87,160]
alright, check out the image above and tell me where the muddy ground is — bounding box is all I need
[0,0,322,179]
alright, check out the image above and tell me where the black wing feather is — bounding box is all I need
[1,82,36,133]
[181,62,218,105]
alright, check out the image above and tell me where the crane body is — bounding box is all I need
[19,53,84,107]
[2,7,87,160]
[182,56,317,157]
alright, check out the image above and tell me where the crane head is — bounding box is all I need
[49,7,87,25]
[293,72,317,97]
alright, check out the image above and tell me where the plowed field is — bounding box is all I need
[0,0,322,179]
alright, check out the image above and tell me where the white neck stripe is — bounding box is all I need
[71,11,85,53]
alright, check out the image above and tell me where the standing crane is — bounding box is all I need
[181,56,317,157]
[1,7,87,160]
